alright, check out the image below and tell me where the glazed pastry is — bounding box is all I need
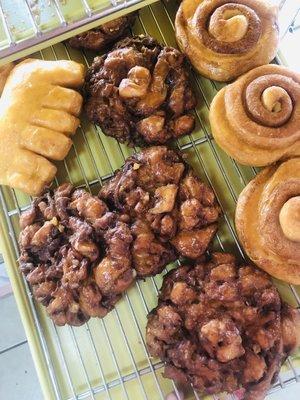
[99,146,220,275]
[175,0,279,82]
[147,252,300,399]
[0,62,14,95]
[19,147,220,325]
[210,65,300,166]
[0,59,84,196]
[85,35,197,146]
[69,13,137,51]
[19,183,135,326]
[236,159,300,284]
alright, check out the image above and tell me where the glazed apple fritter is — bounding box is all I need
[19,183,135,326]
[18,146,220,325]
[69,13,137,51]
[146,252,300,400]
[85,35,197,146]
[99,146,220,276]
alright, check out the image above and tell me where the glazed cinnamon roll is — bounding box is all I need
[210,65,300,166]
[175,0,279,81]
[236,159,300,284]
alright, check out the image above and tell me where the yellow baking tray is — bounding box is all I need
[0,1,299,399]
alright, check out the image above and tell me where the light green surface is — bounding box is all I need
[0,1,300,400]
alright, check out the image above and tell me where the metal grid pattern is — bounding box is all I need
[0,1,300,399]
[0,0,154,62]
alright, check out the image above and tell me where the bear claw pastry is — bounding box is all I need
[0,62,15,95]
[236,159,300,284]
[0,59,85,196]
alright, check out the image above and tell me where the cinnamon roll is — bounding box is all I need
[236,158,300,284]
[175,0,279,81]
[210,65,300,166]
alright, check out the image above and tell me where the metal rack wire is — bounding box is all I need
[0,1,300,400]
[0,0,155,63]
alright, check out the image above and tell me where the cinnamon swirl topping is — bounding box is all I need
[245,78,294,128]
[196,1,261,54]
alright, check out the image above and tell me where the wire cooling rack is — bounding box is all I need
[0,1,300,399]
